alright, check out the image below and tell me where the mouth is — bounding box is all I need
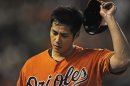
[53,44,62,50]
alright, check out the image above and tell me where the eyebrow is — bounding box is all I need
[51,29,69,35]
[52,29,57,33]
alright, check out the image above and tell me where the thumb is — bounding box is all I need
[100,5,107,17]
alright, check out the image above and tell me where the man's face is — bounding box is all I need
[50,22,75,55]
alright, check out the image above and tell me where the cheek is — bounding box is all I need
[50,34,54,41]
[50,36,54,45]
[63,38,73,45]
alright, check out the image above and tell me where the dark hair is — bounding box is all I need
[50,6,83,36]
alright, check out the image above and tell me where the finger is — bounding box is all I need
[100,4,107,16]
[100,3,107,11]
[102,2,115,10]
[100,4,103,10]
[98,0,109,3]
[104,2,117,12]
[97,0,103,3]
[100,5,107,14]
[109,3,117,13]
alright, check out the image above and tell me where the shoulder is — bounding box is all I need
[75,45,110,54]
[21,49,49,70]
[89,48,113,58]
[26,49,49,64]
[74,45,113,58]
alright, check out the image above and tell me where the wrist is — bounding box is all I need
[104,14,115,23]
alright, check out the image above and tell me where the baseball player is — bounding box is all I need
[17,0,130,86]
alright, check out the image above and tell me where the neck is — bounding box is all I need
[52,45,75,61]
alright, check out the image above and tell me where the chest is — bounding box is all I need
[26,57,98,86]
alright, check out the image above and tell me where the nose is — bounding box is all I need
[55,34,61,43]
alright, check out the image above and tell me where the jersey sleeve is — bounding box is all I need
[97,49,114,76]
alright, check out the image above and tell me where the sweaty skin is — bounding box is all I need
[50,22,78,61]
[99,1,130,73]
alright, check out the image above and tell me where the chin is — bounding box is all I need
[53,48,61,53]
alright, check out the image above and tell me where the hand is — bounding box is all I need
[97,0,110,2]
[99,1,117,18]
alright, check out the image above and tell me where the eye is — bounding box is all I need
[61,34,69,38]
[52,30,58,36]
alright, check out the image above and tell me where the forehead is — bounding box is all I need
[51,22,72,33]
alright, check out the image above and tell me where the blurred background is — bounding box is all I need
[0,0,130,86]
